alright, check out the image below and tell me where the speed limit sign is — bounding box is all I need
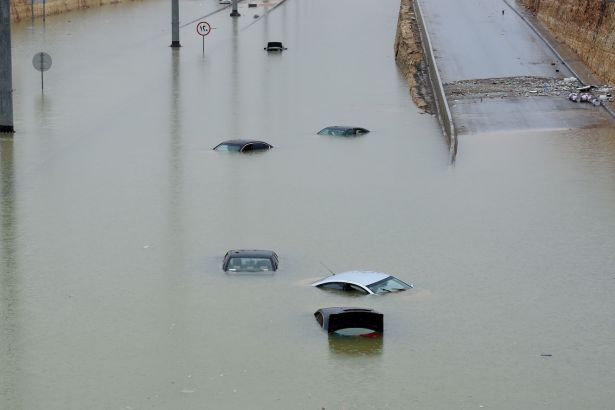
[196,21,212,36]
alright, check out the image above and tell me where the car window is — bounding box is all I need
[318,128,346,136]
[348,284,369,295]
[214,144,241,152]
[253,143,270,150]
[227,257,273,272]
[318,282,369,295]
[367,277,411,294]
[318,282,345,290]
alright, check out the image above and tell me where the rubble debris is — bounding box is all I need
[444,76,614,105]
[569,92,601,106]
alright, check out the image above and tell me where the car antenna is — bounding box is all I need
[320,261,335,275]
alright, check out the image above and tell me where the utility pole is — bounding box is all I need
[0,0,15,134]
[170,0,181,47]
[230,0,240,17]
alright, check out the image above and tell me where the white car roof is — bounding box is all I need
[311,271,390,287]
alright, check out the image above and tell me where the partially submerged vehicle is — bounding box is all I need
[264,41,287,52]
[317,126,369,136]
[312,271,413,295]
[314,307,383,336]
[222,250,279,272]
[213,139,273,153]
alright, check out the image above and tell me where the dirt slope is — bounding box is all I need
[520,0,615,85]
[11,0,135,21]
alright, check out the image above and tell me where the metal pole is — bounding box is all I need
[40,54,44,91]
[170,0,181,47]
[0,0,15,133]
[230,0,240,17]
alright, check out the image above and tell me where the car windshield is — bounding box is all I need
[214,144,242,152]
[367,276,411,294]
[227,257,273,272]
[318,127,350,136]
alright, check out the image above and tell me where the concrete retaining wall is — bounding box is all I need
[412,0,456,152]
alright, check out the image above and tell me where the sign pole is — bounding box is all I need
[40,53,43,91]
[196,22,212,56]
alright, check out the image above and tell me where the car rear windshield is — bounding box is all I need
[367,277,411,294]
[215,144,242,152]
[318,127,350,136]
[227,257,273,272]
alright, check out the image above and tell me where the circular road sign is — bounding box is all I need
[196,21,212,37]
[32,52,52,72]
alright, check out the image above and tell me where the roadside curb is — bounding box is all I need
[504,0,615,121]
[413,0,457,159]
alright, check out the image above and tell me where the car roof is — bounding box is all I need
[323,126,358,131]
[217,139,270,146]
[226,249,277,258]
[311,271,390,287]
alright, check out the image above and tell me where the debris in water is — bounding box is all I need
[540,354,552,357]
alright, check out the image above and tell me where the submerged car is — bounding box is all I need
[312,271,413,295]
[213,139,273,153]
[222,250,279,272]
[264,41,287,52]
[314,307,383,335]
[317,126,369,136]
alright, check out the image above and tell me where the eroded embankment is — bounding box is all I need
[11,0,137,21]
[520,0,615,85]
[394,0,432,112]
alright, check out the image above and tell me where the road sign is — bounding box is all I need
[196,21,212,37]
[32,52,52,91]
[32,52,52,72]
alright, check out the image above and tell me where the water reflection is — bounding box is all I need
[0,138,21,409]
[327,334,383,356]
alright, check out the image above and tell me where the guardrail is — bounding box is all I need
[413,0,457,158]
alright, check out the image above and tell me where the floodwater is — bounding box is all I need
[1,0,615,409]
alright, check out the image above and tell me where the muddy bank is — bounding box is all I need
[519,0,615,86]
[394,0,432,112]
[10,0,138,22]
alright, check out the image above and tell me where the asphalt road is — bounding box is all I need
[419,0,613,133]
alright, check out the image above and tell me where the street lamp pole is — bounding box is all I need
[0,0,14,134]
[230,0,240,17]
[171,0,181,47]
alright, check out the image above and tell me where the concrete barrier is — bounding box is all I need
[413,0,457,157]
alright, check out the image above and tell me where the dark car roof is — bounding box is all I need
[314,307,384,333]
[225,249,277,258]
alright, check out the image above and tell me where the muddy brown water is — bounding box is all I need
[1,0,615,408]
